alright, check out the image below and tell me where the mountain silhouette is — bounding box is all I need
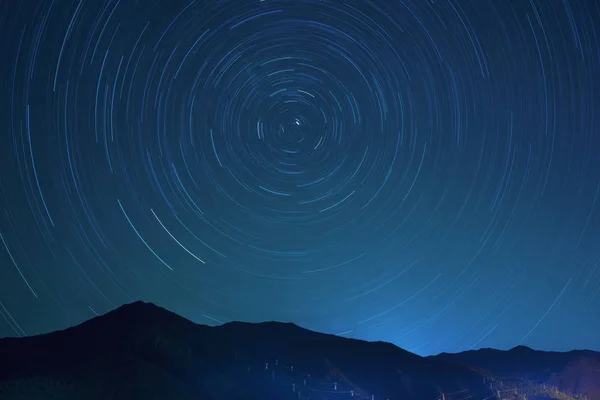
[432,345,600,399]
[0,301,597,399]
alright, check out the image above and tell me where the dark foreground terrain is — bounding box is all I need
[0,301,597,399]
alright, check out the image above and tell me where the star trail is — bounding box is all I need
[1,0,599,356]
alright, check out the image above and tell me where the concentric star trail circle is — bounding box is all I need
[1,0,599,355]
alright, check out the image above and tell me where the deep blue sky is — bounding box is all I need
[0,0,599,356]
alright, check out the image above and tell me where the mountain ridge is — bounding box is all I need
[0,301,597,400]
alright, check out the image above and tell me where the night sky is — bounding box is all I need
[1,0,599,356]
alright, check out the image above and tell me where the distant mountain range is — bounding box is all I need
[0,301,597,400]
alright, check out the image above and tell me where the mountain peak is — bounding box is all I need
[113,300,166,313]
[509,344,535,352]
[104,301,192,324]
